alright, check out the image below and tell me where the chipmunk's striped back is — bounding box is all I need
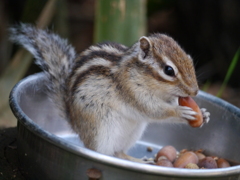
[69,42,128,94]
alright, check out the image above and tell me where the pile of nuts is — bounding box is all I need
[152,145,231,169]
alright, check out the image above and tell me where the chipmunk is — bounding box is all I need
[10,24,210,163]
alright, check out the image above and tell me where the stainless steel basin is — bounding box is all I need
[9,72,240,180]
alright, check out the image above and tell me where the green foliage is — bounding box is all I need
[216,48,240,97]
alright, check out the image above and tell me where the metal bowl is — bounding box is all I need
[9,73,240,180]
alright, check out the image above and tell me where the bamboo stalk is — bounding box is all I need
[53,0,69,39]
[94,0,147,46]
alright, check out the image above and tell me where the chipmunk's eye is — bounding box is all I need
[164,65,175,77]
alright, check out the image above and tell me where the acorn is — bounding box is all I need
[194,150,206,161]
[217,158,230,168]
[156,157,174,167]
[198,157,218,169]
[155,145,177,162]
[179,97,203,127]
[180,149,189,155]
[173,151,198,168]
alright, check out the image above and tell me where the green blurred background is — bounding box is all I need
[1,0,240,127]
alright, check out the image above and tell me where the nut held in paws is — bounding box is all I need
[179,97,203,127]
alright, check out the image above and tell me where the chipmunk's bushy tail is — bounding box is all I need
[10,23,76,118]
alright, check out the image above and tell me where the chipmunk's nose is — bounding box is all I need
[182,85,199,97]
[191,87,199,96]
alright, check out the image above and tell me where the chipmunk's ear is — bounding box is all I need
[139,36,152,59]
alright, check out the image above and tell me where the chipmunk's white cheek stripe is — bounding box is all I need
[156,56,178,82]
[158,70,175,81]
[143,59,170,82]
[162,56,179,75]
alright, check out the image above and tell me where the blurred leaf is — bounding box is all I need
[0,0,58,127]
[217,47,240,98]
[201,80,211,92]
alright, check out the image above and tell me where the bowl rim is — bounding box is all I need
[9,72,240,178]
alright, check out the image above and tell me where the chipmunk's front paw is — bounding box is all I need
[177,106,197,120]
[201,108,210,124]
